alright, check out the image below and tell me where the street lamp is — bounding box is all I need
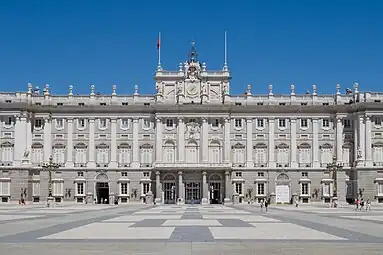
[42,155,60,207]
[326,155,343,200]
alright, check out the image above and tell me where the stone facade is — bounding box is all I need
[1,45,383,205]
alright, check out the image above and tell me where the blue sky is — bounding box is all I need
[0,0,382,95]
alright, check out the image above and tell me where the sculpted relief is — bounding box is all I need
[185,121,201,140]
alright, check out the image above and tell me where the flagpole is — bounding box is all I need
[158,32,161,67]
[223,31,228,71]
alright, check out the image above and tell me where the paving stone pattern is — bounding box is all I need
[0,203,383,254]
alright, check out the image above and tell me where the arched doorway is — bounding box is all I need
[209,174,223,204]
[275,173,290,203]
[163,174,176,204]
[95,173,109,204]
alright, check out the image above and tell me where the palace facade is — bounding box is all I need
[1,45,383,205]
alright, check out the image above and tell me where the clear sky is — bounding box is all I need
[0,0,382,95]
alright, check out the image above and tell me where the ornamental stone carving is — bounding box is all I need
[185,121,201,140]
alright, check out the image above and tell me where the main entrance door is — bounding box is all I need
[276,185,290,203]
[163,182,176,204]
[185,182,201,204]
[96,182,109,204]
[209,182,221,204]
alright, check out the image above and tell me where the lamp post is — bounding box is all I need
[326,155,343,201]
[42,155,60,207]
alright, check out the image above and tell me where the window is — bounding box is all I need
[78,103,85,106]
[232,144,245,165]
[120,183,128,195]
[53,146,65,164]
[300,119,308,128]
[343,119,352,128]
[31,145,43,165]
[76,183,84,195]
[301,172,308,177]
[373,145,383,165]
[55,119,63,129]
[4,116,13,126]
[35,119,43,128]
[258,172,264,177]
[278,119,286,128]
[118,145,131,165]
[121,171,128,177]
[163,142,176,163]
[257,102,263,106]
[75,146,87,164]
[57,103,63,106]
[121,119,129,129]
[301,183,309,195]
[186,142,198,163]
[234,119,242,128]
[142,183,150,195]
[342,145,352,166]
[53,182,63,196]
[209,143,221,163]
[143,172,150,177]
[122,102,128,106]
[212,118,219,128]
[254,145,267,166]
[256,119,264,128]
[189,118,196,123]
[279,102,286,106]
[143,119,151,129]
[322,119,330,128]
[374,117,382,126]
[276,144,289,165]
[0,181,10,196]
[235,183,243,195]
[378,183,383,196]
[140,145,153,166]
[298,144,311,165]
[257,183,265,195]
[99,119,107,129]
[1,143,13,163]
[100,103,106,106]
[96,145,109,164]
[166,119,174,128]
[235,172,242,178]
[77,119,86,129]
[320,144,333,166]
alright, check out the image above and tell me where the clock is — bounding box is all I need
[187,83,198,96]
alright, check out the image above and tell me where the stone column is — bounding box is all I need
[14,114,27,166]
[155,171,162,203]
[224,118,231,162]
[365,115,372,167]
[312,118,320,168]
[87,118,96,167]
[202,118,209,162]
[132,118,139,168]
[290,118,297,168]
[201,171,208,204]
[155,117,163,162]
[246,119,253,168]
[43,117,52,162]
[224,170,231,203]
[24,114,32,165]
[178,171,184,204]
[336,117,344,164]
[358,116,365,164]
[268,118,275,168]
[178,117,185,162]
[66,119,74,167]
[109,118,117,168]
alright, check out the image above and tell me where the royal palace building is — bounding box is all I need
[1,44,383,205]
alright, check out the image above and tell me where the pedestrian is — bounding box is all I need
[260,199,264,212]
[295,199,299,208]
[360,199,364,211]
[355,198,360,211]
[264,199,269,212]
[366,198,371,211]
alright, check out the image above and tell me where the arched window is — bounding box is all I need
[209,140,221,163]
[31,143,44,165]
[253,143,267,166]
[298,143,311,166]
[96,144,109,164]
[186,140,199,163]
[140,144,153,166]
[163,140,176,163]
[0,142,14,163]
[118,144,131,166]
[52,144,65,165]
[276,143,289,166]
[320,143,333,166]
[232,143,245,165]
[74,143,87,165]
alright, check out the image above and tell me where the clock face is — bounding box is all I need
[187,83,198,97]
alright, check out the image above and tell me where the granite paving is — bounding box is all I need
[0,202,383,254]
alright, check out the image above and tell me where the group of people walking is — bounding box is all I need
[355,198,372,211]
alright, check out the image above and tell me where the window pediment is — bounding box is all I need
[276,143,289,149]
[74,143,87,149]
[53,143,65,149]
[118,143,131,149]
[32,143,43,149]
[298,143,311,149]
[320,143,332,149]
[232,143,245,149]
[140,144,153,149]
[96,143,109,149]
[1,142,13,147]
[373,142,383,148]
[253,143,267,149]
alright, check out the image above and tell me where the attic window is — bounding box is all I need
[235,102,242,106]
[78,103,85,106]
[323,103,329,106]
[144,103,150,106]
[374,100,381,103]
[257,102,263,106]
[35,103,41,105]
[301,102,307,106]
[279,102,286,106]
[57,103,63,106]
[100,103,106,106]
[122,102,128,106]
[5,100,11,103]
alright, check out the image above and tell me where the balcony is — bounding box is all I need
[154,162,232,169]
[140,163,153,168]
[74,163,87,168]
[276,163,290,168]
[96,163,109,168]
[118,163,131,168]
[298,163,312,168]
[254,163,268,168]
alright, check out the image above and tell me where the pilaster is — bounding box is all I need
[365,115,373,167]
[224,170,232,203]
[178,117,185,162]
[109,118,117,168]
[358,116,365,165]
[336,116,344,164]
[312,118,320,168]
[66,118,74,167]
[155,117,163,162]
[132,118,139,168]
[43,116,52,163]
[178,171,184,204]
[290,118,297,168]
[88,118,96,168]
[268,118,275,168]
[224,118,231,162]
[246,118,253,168]
[155,171,162,204]
[202,118,209,162]
[201,171,208,204]
[14,113,27,166]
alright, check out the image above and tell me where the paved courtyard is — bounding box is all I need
[0,203,383,254]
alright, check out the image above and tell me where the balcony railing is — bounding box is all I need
[276,163,289,168]
[140,163,153,168]
[154,162,232,168]
[373,162,383,166]
[118,163,131,167]
[298,163,312,167]
[254,163,268,167]
[0,161,13,166]
[74,163,87,168]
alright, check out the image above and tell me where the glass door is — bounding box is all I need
[185,182,201,204]
[163,182,176,204]
[209,182,221,204]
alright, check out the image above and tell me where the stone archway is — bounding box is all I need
[275,173,290,203]
[95,173,109,204]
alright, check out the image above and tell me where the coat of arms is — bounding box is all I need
[185,122,200,139]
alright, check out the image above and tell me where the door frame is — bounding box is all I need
[184,181,201,204]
